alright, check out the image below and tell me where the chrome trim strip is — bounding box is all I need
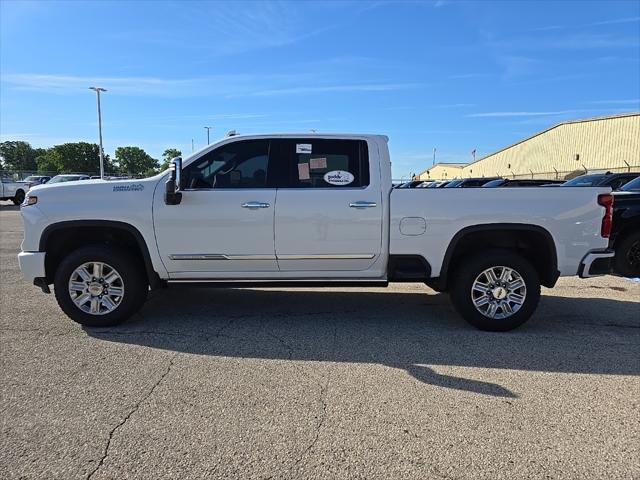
[277,254,376,260]
[168,254,375,261]
[168,254,276,261]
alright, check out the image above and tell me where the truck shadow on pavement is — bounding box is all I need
[85,287,640,399]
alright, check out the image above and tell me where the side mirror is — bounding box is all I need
[165,157,183,205]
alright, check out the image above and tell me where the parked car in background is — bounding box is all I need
[397,180,424,189]
[620,176,640,192]
[423,180,446,188]
[23,176,51,189]
[443,179,463,188]
[610,183,640,277]
[444,177,501,188]
[482,178,565,188]
[47,174,91,184]
[0,177,28,205]
[562,172,640,190]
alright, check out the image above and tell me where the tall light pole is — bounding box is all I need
[89,87,107,178]
[204,126,212,145]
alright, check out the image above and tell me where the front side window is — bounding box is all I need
[277,139,369,188]
[182,140,270,189]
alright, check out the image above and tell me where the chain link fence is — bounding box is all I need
[413,165,640,182]
[497,165,640,181]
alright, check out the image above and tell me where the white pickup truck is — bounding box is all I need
[18,133,615,331]
[1,176,27,205]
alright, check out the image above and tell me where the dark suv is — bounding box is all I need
[444,177,500,188]
[562,172,640,190]
[610,177,640,277]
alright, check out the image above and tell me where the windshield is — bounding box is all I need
[562,174,605,186]
[620,176,640,191]
[444,179,463,188]
[24,176,39,182]
[481,179,505,188]
[49,175,81,184]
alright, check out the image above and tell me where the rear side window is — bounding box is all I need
[276,139,369,188]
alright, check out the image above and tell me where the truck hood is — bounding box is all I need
[29,175,164,197]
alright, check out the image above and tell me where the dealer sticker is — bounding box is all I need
[296,143,312,154]
[323,170,354,186]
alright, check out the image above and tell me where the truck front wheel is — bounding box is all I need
[53,245,147,327]
[449,250,540,331]
[12,189,25,205]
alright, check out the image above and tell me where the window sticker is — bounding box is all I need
[310,157,327,170]
[298,162,310,180]
[296,143,312,154]
[324,170,354,186]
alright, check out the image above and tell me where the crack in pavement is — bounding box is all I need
[287,324,338,473]
[85,353,178,480]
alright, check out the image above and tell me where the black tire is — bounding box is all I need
[449,249,541,332]
[54,245,147,327]
[12,189,25,205]
[613,230,640,278]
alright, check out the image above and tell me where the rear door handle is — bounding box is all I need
[242,201,270,209]
[349,201,377,208]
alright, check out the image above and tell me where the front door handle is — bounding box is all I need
[349,201,377,208]
[242,201,270,209]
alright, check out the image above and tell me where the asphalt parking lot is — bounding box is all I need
[1,202,638,479]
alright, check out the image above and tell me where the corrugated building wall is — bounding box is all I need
[461,113,640,180]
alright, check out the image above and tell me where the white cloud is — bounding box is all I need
[1,73,424,98]
[466,110,580,118]
[247,83,426,97]
[587,99,640,105]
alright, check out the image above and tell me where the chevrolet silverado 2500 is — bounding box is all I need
[18,134,614,331]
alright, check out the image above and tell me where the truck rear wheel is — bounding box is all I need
[53,245,147,327]
[449,250,540,331]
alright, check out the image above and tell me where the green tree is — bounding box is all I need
[115,146,159,176]
[0,141,39,171]
[160,148,182,171]
[35,142,113,175]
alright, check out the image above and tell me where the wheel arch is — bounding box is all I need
[39,220,161,289]
[436,223,559,290]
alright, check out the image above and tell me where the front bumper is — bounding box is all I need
[578,249,614,278]
[17,251,46,283]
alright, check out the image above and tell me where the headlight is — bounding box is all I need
[22,195,38,206]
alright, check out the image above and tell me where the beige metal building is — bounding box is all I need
[416,162,465,180]
[417,112,640,181]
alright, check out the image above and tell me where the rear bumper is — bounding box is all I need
[578,249,614,278]
[17,251,46,283]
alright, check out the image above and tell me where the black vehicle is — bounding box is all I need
[444,177,500,188]
[562,172,640,190]
[397,180,425,189]
[610,182,640,277]
[482,178,565,188]
[620,176,640,192]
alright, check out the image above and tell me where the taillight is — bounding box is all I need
[598,193,613,238]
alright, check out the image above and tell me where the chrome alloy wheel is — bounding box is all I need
[68,262,125,315]
[471,266,526,319]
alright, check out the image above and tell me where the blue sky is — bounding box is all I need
[1,0,639,178]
